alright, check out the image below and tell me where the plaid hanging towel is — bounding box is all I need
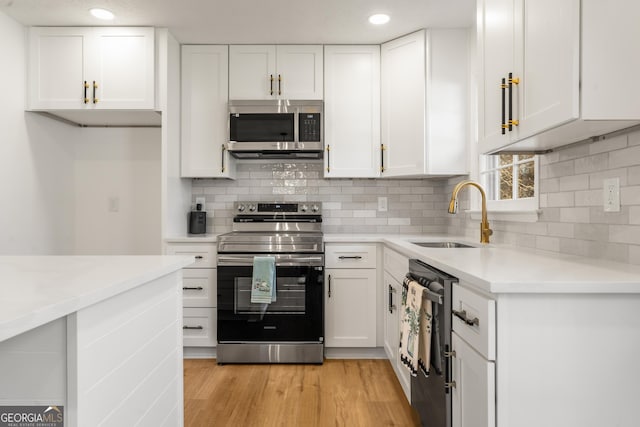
[399,276,433,377]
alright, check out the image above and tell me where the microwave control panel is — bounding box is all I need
[299,113,321,142]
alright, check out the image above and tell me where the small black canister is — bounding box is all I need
[188,204,206,234]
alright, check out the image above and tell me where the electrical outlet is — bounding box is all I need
[195,197,206,210]
[108,196,119,213]
[603,178,620,212]
[378,197,388,212]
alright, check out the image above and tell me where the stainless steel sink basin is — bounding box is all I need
[411,241,476,248]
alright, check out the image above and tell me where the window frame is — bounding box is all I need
[471,154,540,222]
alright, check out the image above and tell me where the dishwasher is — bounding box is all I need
[407,258,457,427]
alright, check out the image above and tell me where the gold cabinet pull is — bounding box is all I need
[508,73,519,131]
[326,145,330,173]
[278,74,282,96]
[380,144,386,173]
[83,81,89,104]
[269,74,274,96]
[92,81,99,104]
[221,144,226,173]
[501,78,507,134]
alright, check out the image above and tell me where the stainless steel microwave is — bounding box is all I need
[227,100,323,159]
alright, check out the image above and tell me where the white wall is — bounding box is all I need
[74,128,162,255]
[0,11,76,254]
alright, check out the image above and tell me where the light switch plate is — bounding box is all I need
[603,178,620,212]
[378,197,388,212]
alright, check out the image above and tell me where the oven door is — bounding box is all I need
[217,255,324,343]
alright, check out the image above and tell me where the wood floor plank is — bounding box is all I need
[184,359,419,427]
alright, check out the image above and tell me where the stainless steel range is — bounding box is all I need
[216,201,324,364]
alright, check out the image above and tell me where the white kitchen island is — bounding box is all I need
[0,255,193,427]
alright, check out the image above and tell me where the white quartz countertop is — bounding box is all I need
[325,234,640,294]
[0,255,193,342]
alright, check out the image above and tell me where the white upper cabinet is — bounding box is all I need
[181,45,235,179]
[28,27,155,110]
[381,29,469,177]
[229,45,323,100]
[478,0,640,154]
[323,45,380,178]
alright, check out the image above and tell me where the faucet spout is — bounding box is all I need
[448,180,493,244]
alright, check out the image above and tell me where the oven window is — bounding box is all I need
[229,113,294,142]
[235,276,306,314]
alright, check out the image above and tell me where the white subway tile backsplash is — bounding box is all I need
[560,207,591,223]
[446,127,640,264]
[193,160,448,234]
[589,133,627,155]
[609,145,640,169]
[191,128,640,265]
[610,225,640,245]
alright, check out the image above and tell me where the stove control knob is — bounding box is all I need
[248,204,257,212]
[300,204,308,212]
[311,204,320,213]
[237,204,245,212]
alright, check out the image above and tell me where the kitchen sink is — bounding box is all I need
[410,241,476,248]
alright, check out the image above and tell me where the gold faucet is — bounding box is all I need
[448,180,493,244]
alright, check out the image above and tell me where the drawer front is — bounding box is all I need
[183,307,216,347]
[325,244,377,269]
[383,247,408,279]
[165,243,216,268]
[452,282,496,360]
[182,268,217,308]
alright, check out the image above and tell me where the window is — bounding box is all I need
[479,154,538,213]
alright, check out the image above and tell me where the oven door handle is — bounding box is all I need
[217,254,324,266]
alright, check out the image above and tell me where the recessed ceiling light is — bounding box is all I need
[368,14,390,25]
[89,8,115,20]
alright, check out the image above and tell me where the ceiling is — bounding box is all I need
[0,0,475,44]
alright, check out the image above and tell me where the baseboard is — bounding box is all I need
[324,347,387,359]
[183,346,216,359]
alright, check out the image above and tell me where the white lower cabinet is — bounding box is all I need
[451,332,496,427]
[452,282,496,427]
[382,247,411,399]
[165,242,217,348]
[324,244,377,347]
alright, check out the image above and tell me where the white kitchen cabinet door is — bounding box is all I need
[181,45,235,178]
[451,332,496,427]
[381,30,426,177]
[324,269,377,347]
[229,45,276,100]
[382,271,400,363]
[28,27,155,110]
[479,0,640,154]
[229,44,322,100]
[381,29,469,177]
[276,45,323,100]
[89,27,156,109]
[323,45,380,178]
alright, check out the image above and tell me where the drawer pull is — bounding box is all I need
[338,255,363,260]
[453,309,480,326]
[183,286,204,291]
[195,255,204,260]
[183,325,204,330]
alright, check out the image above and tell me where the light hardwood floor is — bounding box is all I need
[184,359,419,427]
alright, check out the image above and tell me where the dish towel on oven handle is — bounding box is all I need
[399,276,433,377]
[251,256,276,304]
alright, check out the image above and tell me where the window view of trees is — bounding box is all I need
[483,154,535,201]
